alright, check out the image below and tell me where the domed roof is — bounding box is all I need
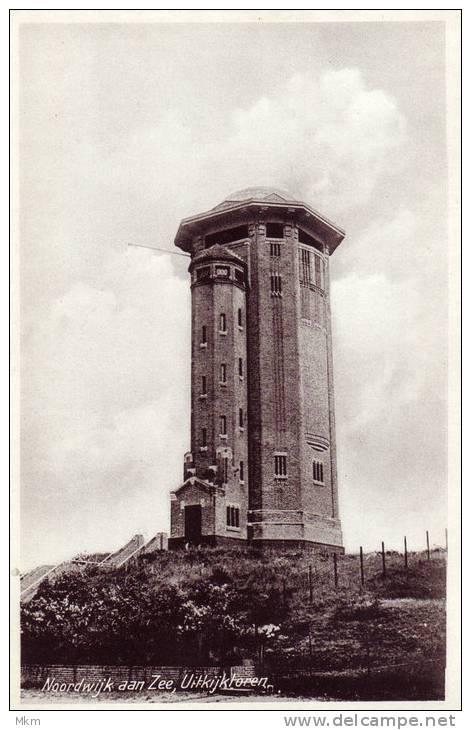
[223,186,296,203]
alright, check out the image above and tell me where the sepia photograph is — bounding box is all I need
[10,9,461,711]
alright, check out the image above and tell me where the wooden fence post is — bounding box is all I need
[404,536,408,571]
[333,552,338,587]
[308,565,313,604]
[381,541,386,577]
[426,530,430,560]
[360,546,365,587]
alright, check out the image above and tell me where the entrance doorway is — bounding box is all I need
[184,504,202,544]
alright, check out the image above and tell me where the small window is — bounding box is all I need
[223,457,228,484]
[239,408,244,428]
[313,460,324,483]
[220,363,227,383]
[205,224,249,247]
[234,268,245,284]
[196,266,211,281]
[215,265,230,279]
[226,505,240,528]
[238,357,243,377]
[220,313,227,332]
[300,247,312,286]
[270,273,282,296]
[220,415,227,435]
[201,325,207,344]
[266,222,284,239]
[274,454,287,478]
[201,428,207,447]
[270,243,281,258]
[239,460,244,481]
[201,376,207,394]
[237,308,243,328]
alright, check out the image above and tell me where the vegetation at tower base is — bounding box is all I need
[21,548,446,700]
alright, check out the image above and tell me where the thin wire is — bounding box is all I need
[128,242,190,258]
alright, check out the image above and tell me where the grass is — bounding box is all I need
[21,547,447,700]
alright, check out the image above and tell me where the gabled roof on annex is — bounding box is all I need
[171,477,225,496]
[174,186,346,254]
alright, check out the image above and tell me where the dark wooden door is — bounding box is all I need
[184,505,202,544]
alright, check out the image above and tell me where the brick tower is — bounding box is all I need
[169,187,345,551]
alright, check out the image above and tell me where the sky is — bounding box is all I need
[18,19,450,570]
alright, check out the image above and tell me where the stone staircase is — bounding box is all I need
[20,531,168,601]
[99,534,145,568]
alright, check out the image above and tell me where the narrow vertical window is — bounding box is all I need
[220,415,227,435]
[270,242,281,257]
[201,428,207,447]
[220,313,227,332]
[270,273,282,296]
[239,461,244,481]
[201,325,207,344]
[237,307,243,328]
[201,375,207,394]
[223,458,228,484]
[220,363,227,383]
[274,454,287,477]
[239,357,243,377]
[239,408,244,428]
[300,248,312,286]
[313,460,324,483]
[226,504,241,527]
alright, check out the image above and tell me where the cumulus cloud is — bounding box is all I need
[106,67,406,224]
[331,207,447,550]
[21,250,190,564]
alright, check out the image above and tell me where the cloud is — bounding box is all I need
[21,249,190,565]
[331,206,447,551]
[106,67,406,223]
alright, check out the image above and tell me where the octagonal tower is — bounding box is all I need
[169,187,345,551]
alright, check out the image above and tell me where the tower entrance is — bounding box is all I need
[184,505,202,544]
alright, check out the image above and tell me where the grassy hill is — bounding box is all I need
[21,546,446,700]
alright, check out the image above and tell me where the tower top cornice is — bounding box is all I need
[175,187,345,255]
